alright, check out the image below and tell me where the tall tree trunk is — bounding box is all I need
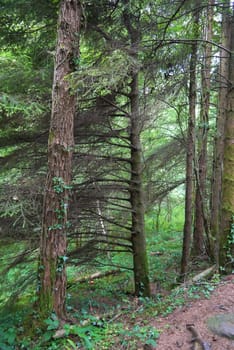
[123,6,150,297]
[130,74,150,297]
[193,1,213,257]
[219,4,234,272]
[210,1,231,266]
[180,6,199,279]
[38,0,80,321]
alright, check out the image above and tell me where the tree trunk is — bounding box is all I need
[130,74,150,297]
[219,4,234,272]
[37,0,80,321]
[193,1,213,257]
[180,6,199,279]
[210,1,231,266]
[123,6,150,297]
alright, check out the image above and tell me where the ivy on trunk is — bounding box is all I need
[37,0,81,321]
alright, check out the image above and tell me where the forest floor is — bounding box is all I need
[149,274,234,350]
[69,271,234,349]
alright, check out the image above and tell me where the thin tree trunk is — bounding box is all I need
[193,0,213,257]
[219,4,234,272]
[180,6,200,279]
[38,0,80,321]
[130,74,150,297]
[210,1,231,266]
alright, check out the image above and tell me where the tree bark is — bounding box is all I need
[193,1,213,257]
[219,4,234,272]
[123,6,150,297]
[37,0,80,321]
[210,1,231,267]
[130,74,150,297]
[180,6,199,279]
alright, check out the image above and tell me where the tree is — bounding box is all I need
[193,0,214,257]
[210,1,232,267]
[1,0,232,310]
[219,3,234,272]
[180,4,200,278]
[68,0,152,296]
[122,4,150,297]
[38,0,81,321]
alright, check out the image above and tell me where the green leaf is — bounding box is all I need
[146,338,157,346]
[44,317,59,330]
[65,338,77,349]
[42,330,53,342]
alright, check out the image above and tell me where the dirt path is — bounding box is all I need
[151,275,234,350]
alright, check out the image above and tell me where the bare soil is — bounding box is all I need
[151,275,234,350]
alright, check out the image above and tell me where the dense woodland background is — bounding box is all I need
[0,0,233,349]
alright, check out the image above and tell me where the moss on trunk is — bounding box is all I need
[219,7,234,272]
[37,0,81,321]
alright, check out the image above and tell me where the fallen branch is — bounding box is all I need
[189,265,217,284]
[186,324,211,350]
[175,265,217,293]
[67,269,122,288]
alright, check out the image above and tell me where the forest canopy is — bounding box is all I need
[0,0,233,349]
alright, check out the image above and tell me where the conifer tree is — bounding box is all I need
[38,0,81,321]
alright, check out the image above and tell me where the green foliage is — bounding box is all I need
[0,236,222,350]
[69,49,140,97]
[119,323,159,348]
[145,223,183,289]
[64,321,104,349]
[0,1,229,349]
[0,326,17,349]
[147,273,221,317]
[0,52,47,96]
[48,223,63,231]
[0,52,50,132]
[186,281,215,300]
[145,199,184,233]
[63,317,159,350]
[0,0,57,52]
[0,308,27,350]
[224,216,234,272]
[64,338,77,350]
[52,177,73,194]
[56,255,68,272]
[0,241,37,307]
[44,313,60,330]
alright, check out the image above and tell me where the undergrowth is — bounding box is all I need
[0,273,220,350]
[0,218,221,349]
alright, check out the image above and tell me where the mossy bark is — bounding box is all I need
[129,75,150,297]
[37,0,81,321]
[180,6,199,278]
[210,0,231,267]
[193,1,213,257]
[123,6,150,297]
[219,7,234,271]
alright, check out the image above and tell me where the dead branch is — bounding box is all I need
[186,324,211,350]
[175,265,217,294]
[189,265,217,284]
[178,265,217,286]
[67,269,122,288]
